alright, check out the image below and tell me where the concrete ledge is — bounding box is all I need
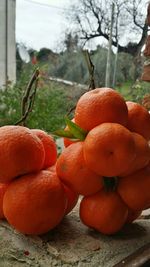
[0,205,150,267]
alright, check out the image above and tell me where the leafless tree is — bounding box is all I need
[69,0,148,58]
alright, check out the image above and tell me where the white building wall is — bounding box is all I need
[0,0,16,89]
[0,0,6,88]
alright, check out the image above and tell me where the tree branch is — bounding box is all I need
[70,0,148,57]
[15,68,39,126]
[83,50,96,89]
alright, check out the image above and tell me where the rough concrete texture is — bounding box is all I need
[0,202,149,267]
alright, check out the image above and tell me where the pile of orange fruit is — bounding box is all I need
[0,87,150,236]
[0,126,78,235]
[57,87,150,235]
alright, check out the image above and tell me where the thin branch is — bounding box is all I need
[126,4,144,30]
[83,50,96,89]
[71,0,148,57]
[15,68,40,126]
[22,68,39,116]
[67,49,96,116]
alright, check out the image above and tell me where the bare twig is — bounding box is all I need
[15,68,40,126]
[83,50,96,90]
[67,50,96,116]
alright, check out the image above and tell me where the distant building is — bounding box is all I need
[0,0,16,88]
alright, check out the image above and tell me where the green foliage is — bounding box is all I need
[16,44,140,88]
[27,83,75,132]
[116,80,150,103]
[1,48,149,139]
[64,33,79,52]
[37,48,55,62]
[90,46,108,87]
[0,85,22,126]
[0,75,76,133]
[0,64,39,126]
[116,53,135,82]
[42,46,135,87]
[52,50,88,84]
[129,81,150,104]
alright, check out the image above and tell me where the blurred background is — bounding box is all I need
[0,0,150,135]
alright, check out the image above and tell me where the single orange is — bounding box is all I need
[120,132,150,177]
[64,136,76,148]
[3,170,67,235]
[126,101,150,140]
[80,189,128,235]
[0,125,45,183]
[56,142,103,196]
[0,183,9,219]
[83,123,136,177]
[31,129,57,169]
[74,87,128,131]
[46,165,79,215]
[63,184,79,215]
[118,165,150,211]
[126,209,142,224]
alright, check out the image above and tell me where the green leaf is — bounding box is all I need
[65,116,88,141]
[52,129,75,138]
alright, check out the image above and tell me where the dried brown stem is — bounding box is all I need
[15,68,40,126]
[83,50,96,90]
[67,50,96,116]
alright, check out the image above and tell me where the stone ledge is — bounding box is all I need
[0,206,150,267]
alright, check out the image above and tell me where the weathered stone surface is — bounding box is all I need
[0,204,150,267]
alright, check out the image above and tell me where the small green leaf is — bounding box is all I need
[65,116,88,141]
[52,129,75,138]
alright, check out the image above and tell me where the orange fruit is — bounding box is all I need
[126,101,150,140]
[118,165,150,211]
[120,132,150,177]
[83,123,136,177]
[0,125,45,183]
[80,189,128,235]
[31,129,57,169]
[74,87,128,131]
[0,183,9,219]
[63,184,79,215]
[126,209,142,224]
[46,165,79,215]
[3,170,67,235]
[56,142,103,196]
[63,137,77,148]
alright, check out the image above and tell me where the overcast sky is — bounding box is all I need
[16,0,148,52]
[16,0,73,51]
